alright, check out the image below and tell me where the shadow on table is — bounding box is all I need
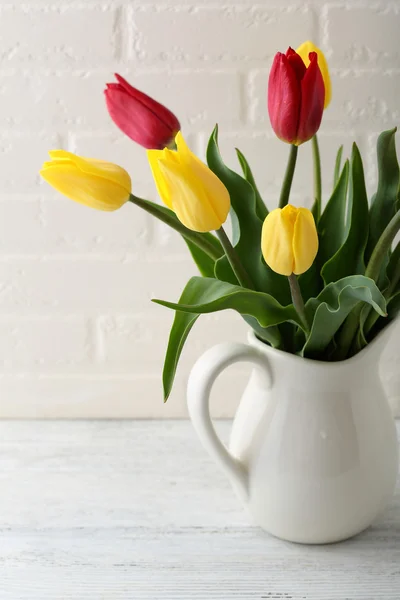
[260,488,400,556]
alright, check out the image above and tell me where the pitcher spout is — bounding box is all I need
[352,317,400,366]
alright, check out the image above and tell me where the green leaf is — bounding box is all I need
[207,126,290,305]
[157,281,201,402]
[298,262,322,303]
[366,128,399,260]
[129,195,223,261]
[303,275,387,358]
[318,160,349,268]
[321,144,369,285]
[235,148,268,220]
[154,277,300,327]
[365,289,399,341]
[155,275,300,337]
[183,238,215,278]
[156,276,302,399]
[241,315,281,347]
[333,145,344,187]
[351,304,370,355]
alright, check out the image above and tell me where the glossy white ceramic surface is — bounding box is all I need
[187,322,399,544]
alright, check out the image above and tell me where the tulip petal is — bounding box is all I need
[147,149,174,209]
[174,132,230,224]
[268,53,301,144]
[162,147,180,164]
[175,130,194,151]
[261,207,295,276]
[296,52,325,144]
[285,47,307,82]
[104,74,181,149]
[114,74,179,132]
[292,208,319,275]
[41,159,70,169]
[49,150,131,194]
[105,87,176,150]
[157,159,228,233]
[40,163,129,211]
[296,41,331,108]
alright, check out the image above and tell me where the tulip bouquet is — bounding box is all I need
[40,42,400,401]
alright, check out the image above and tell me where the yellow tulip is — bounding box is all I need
[147,131,230,233]
[296,40,331,108]
[40,150,131,211]
[261,205,318,276]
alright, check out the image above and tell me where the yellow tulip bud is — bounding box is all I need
[40,150,131,211]
[296,40,331,109]
[261,205,318,276]
[147,131,230,233]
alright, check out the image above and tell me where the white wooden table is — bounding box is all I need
[0,421,399,600]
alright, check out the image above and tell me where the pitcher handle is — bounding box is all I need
[187,341,273,502]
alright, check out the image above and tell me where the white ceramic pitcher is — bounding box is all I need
[187,322,399,544]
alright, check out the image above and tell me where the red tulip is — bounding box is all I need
[105,74,181,150]
[268,48,325,145]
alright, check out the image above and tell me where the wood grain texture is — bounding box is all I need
[0,420,399,599]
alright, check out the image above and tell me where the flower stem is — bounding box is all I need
[279,145,298,209]
[288,273,309,333]
[365,210,400,282]
[311,135,322,221]
[216,227,254,289]
[129,194,222,261]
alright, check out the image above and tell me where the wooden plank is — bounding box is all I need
[0,421,399,599]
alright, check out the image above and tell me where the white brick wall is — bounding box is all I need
[0,0,399,418]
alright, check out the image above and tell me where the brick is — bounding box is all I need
[125,70,243,130]
[0,316,90,371]
[0,69,241,131]
[325,4,400,68]
[0,257,195,314]
[0,132,62,193]
[0,5,119,67]
[323,72,400,129]
[151,218,191,258]
[0,375,187,418]
[130,5,314,66]
[365,131,383,193]
[0,72,114,130]
[0,196,150,255]
[247,68,270,126]
[97,312,248,373]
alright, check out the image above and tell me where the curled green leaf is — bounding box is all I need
[303,275,387,358]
